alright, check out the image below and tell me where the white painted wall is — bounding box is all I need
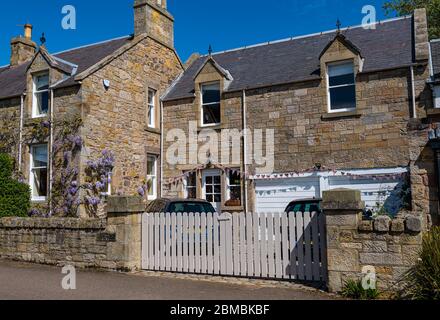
[254,167,407,214]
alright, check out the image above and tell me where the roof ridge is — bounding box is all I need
[431,38,440,43]
[53,35,132,56]
[202,15,411,57]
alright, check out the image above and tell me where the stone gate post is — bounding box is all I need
[106,196,145,271]
[322,189,365,293]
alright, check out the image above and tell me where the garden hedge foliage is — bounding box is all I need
[0,154,31,217]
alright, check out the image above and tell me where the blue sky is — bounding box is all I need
[0,0,395,66]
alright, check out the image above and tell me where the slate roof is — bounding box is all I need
[164,16,414,101]
[431,40,440,81]
[0,36,132,100]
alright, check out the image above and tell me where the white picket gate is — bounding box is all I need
[141,212,327,282]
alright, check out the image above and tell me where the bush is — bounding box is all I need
[341,279,380,300]
[399,227,440,300]
[0,154,31,217]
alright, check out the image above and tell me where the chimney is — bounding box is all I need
[414,8,429,61]
[134,0,174,47]
[10,24,37,67]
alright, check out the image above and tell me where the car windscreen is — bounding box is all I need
[286,202,321,213]
[167,202,216,213]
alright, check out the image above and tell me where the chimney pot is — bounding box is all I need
[24,24,33,40]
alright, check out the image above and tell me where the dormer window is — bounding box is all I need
[201,82,221,126]
[327,61,356,113]
[32,72,49,118]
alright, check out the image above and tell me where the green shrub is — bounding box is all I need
[341,279,380,300]
[399,227,440,300]
[0,153,13,180]
[0,154,31,217]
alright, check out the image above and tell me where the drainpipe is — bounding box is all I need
[242,90,248,213]
[410,66,417,118]
[18,94,25,171]
[160,99,164,198]
[49,89,54,215]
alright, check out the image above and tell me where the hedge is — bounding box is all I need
[0,154,31,217]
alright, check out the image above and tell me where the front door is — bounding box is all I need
[202,169,222,213]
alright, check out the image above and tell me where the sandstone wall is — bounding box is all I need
[323,189,424,293]
[81,36,182,197]
[0,196,144,271]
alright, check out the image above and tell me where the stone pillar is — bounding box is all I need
[106,196,145,271]
[322,189,365,293]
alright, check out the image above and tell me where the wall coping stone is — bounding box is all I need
[107,196,145,214]
[0,217,106,230]
[322,189,365,211]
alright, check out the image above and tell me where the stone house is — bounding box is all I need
[1,3,439,224]
[161,9,439,225]
[0,0,183,215]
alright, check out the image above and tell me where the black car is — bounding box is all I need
[146,198,217,214]
[284,198,322,214]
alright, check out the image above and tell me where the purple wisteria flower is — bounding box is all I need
[95,181,105,191]
[41,121,51,128]
[137,186,145,197]
[85,196,101,206]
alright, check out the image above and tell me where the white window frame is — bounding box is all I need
[327,60,356,113]
[226,169,242,201]
[183,171,197,199]
[147,154,158,201]
[100,172,112,196]
[147,88,156,128]
[32,72,50,118]
[29,144,48,202]
[200,82,221,127]
[434,85,440,109]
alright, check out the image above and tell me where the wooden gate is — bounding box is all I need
[142,212,327,282]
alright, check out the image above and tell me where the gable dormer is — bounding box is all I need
[193,56,233,127]
[25,46,77,119]
[319,33,363,116]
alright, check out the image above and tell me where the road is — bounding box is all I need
[0,260,335,300]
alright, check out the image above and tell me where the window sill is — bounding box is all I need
[31,198,47,203]
[198,124,223,131]
[144,126,161,134]
[426,108,440,116]
[321,110,361,120]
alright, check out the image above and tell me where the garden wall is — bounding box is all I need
[0,196,144,271]
[323,189,425,293]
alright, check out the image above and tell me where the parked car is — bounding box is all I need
[146,198,217,214]
[284,198,322,214]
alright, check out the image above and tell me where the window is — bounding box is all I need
[327,61,356,112]
[30,144,48,201]
[185,172,197,199]
[101,172,112,196]
[147,88,156,128]
[32,73,49,118]
[227,170,242,202]
[435,86,440,109]
[201,82,221,126]
[147,154,158,200]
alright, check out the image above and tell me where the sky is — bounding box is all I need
[0,0,395,66]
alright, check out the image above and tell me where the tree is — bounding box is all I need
[383,0,440,39]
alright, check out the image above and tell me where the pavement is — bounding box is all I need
[0,260,336,300]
